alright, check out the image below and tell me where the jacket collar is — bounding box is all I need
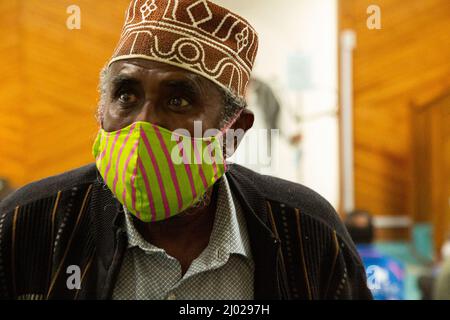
[90,164,283,300]
[226,164,283,300]
[89,176,127,299]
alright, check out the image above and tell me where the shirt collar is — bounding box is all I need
[123,207,162,253]
[209,174,252,262]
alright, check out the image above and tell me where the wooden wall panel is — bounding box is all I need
[0,0,24,185]
[427,95,450,252]
[0,0,130,187]
[412,93,450,251]
[339,0,450,225]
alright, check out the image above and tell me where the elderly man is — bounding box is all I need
[0,0,371,300]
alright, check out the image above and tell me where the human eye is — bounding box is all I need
[167,97,191,110]
[118,91,138,106]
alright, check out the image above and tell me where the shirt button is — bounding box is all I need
[166,293,177,300]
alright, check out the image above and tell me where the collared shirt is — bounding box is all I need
[112,176,254,300]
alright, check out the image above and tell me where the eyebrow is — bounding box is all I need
[161,79,200,97]
[109,73,202,97]
[110,74,141,89]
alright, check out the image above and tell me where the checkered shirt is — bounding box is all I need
[112,176,254,300]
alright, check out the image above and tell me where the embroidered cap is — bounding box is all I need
[109,0,259,98]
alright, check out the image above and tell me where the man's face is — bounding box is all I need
[102,58,225,135]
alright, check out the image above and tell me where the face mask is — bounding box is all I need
[92,121,226,222]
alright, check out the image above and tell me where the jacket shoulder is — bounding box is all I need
[228,163,344,234]
[0,163,98,213]
[0,164,99,299]
[227,164,371,299]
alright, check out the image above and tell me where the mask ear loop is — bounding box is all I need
[219,109,244,172]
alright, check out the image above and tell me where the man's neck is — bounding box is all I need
[132,186,219,274]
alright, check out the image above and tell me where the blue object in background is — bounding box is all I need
[358,244,406,300]
[412,223,434,262]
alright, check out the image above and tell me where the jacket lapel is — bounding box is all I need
[226,164,283,300]
[86,177,128,299]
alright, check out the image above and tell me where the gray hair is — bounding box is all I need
[96,66,246,128]
[96,66,110,124]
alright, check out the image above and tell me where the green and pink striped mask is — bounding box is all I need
[92,121,226,222]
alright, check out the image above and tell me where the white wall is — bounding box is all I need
[216,0,339,208]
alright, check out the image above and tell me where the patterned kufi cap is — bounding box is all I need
[109,0,259,98]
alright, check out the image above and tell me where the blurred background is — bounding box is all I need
[0,0,449,299]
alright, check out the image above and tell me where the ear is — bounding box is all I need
[233,108,255,132]
[224,109,254,158]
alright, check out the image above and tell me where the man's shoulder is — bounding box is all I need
[227,164,372,299]
[0,163,98,213]
[227,163,344,233]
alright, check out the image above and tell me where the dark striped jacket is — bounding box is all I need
[0,163,372,300]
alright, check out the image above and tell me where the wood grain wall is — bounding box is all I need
[0,0,22,187]
[339,0,450,216]
[339,0,450,242]
[412,93,450,252]
[0,0,130,187]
